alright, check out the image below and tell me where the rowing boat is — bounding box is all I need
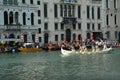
[61,47,113,55]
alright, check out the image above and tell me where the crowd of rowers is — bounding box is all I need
[61,39,111,52]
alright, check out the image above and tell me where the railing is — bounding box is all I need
[62,17,77,24]
[5,24,21,31]
[92,0,101,4]
[60,0,77,3]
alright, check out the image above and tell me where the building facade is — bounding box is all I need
[102,0,120,42]
[0,0,103,44]
[0,0,40,43]
[40,0,102,44]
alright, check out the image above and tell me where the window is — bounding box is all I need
[14,0,18,5]
[106,0,108,8]
[3,0,7,4]
[55,23,58,30]
[8,0,13,5]
[30,0,33,4]
[15,12,19,24]
[87,6,90,19]
[4,11,8,25]
[106,15,109,25]
[61,34,64,41]
[23,13,26,25]
[22,0,25,4]
[31,13,34,25]
[44,3,48,18]
[32,34,35,42]
[92,7,94,19]
[106,31,110,39]
[9,12,13,24]
[38,19,41,24]
[114,0,116,9]
[55,35,58,41]
[37,1,40,5]
[92,24,94,30]
[73,33,76,41]
[68,5,72,17]
[61,23,64,30]
[87,23,90,30]
[78,5,81,18]
[39,37,41,42]
[64,5,67,17]
[114,15,117,25]
[68,5,71,17]
[38,10,41,17]
[115,31,118,39]
[78,23,81,30]
[98,24,101,30]
[60,5,63,17]
[97,7,101,19]
[44,23,48,30]
[73,25,76,30]
[87,33,91,39]
[78,34,81,40]
[72,5,75,17]
[38,28,41,33]
[54,4,58,18]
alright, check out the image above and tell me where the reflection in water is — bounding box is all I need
[0,49,120,80]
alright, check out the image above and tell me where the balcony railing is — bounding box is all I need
[5,24,21,31]
[60,0,77,3]
[62,17,77,25]
[92,0,101,4]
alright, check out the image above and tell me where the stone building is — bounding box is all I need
[0,0,103,44]
[102,0,120,42]
[0,0,40,43]
[40,0,102,44]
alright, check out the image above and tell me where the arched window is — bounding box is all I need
[23,13,26,25]
[31,13,34,25]
[4,11,8,25]
[73,33,76,41]
[9,12,13,24]
[15,12,19,24]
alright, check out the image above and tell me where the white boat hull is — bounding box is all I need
[61,47,113,55]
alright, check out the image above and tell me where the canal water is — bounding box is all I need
[0,48,120,80]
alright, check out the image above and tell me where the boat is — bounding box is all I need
[42,43,61,51]
[0,39,22,53]
[61,47,113,55]
[19,43,42,52]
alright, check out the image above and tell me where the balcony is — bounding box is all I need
[62,17,77,25]
[3,2,18,6]
[60,0,77,3]
[92,0,101,4]
[5,23,21,31]
[43,30,50,33]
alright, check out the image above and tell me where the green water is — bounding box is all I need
[0,48,120,80]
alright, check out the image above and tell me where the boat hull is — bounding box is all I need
[19,48,42,52]
[61,47,113,55]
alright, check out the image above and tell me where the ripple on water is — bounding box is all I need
[0,49,119,80]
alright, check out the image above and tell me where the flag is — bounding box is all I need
[21,33,24,40]
[35,33,39,43]
[91,34,94,40]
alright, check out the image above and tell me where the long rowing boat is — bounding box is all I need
[61,47,113,55]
